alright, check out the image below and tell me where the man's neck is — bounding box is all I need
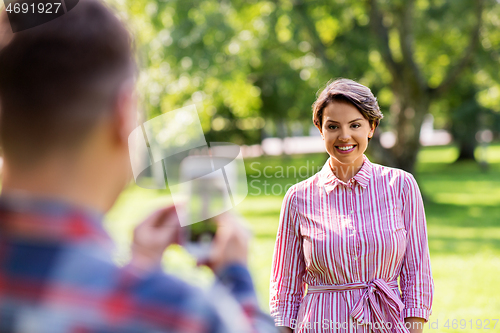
[1,156,118,214]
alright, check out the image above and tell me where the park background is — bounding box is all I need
[104,0,499,332]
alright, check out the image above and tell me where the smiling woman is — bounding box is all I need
[270,79,434,333]
[312,79,383,181]
[319,102,375,180]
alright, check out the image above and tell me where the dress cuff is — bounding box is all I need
[403,308,431,322]
[273,317,298,329]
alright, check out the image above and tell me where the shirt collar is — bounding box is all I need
[318,155,373,194]
[0,193,111,246]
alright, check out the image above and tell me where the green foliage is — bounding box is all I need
[113,0,499,151]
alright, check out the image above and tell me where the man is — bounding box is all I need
[0,1,276,332]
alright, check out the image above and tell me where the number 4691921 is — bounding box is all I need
[6,2,62,14]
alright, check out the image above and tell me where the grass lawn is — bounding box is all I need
[104,143,500,333]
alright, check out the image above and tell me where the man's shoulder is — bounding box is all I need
[0,238,220,333]
[68,247,220,330]
[126,266,212,308]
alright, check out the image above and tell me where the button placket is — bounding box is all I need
[347,185,358,271]
[350,185,361,280]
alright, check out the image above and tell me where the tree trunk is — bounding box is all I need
[390,101,429,173]
[456,141,476,161]
[384,70,430,173]
[451,98,480,162]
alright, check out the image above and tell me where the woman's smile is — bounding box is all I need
[335,144,357,154]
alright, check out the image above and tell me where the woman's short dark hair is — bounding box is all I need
[0,0,135,167]
[312,78,383,131]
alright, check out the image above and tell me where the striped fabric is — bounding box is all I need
[270,155,433,332]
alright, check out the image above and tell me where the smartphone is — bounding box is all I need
[183,217,218,261]
[179,155,232,261]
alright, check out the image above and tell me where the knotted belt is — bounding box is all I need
[307,279,404,333]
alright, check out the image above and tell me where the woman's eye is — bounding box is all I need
[328,125,338,130]
[351,123,360,128]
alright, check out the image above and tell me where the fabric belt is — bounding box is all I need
[307,279,404,333]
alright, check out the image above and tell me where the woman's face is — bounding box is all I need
[320,101,375,168]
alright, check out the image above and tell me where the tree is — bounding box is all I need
[119,0,268,145]
[118,0,499,172]
[367,0,486,171]
[290,0,486,172]
[447,73,481,161]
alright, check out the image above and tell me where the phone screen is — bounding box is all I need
[180,155,229,260]
[183,217,218,261]
[186,218,217,244]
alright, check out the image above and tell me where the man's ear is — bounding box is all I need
[111,79,137,147]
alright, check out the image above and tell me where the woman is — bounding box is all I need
[270,79,433,333]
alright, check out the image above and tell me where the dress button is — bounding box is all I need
[354,256,358,260]
[350,210,354,214]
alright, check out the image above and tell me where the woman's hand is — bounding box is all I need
[405,317,426,333]
[277,327,293,333]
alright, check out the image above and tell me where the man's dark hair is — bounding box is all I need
[0,0,135,167]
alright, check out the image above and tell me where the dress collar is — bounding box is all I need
[317,155,373,194]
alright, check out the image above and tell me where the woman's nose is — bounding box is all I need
[338,129,351,141]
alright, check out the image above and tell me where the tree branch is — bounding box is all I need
[397,0,427,92]
[367,0,400,80]
[431,0,484,97]
[292,1,332,68]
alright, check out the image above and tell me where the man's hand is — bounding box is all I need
[130,205,182,271]
[204,211,250,273]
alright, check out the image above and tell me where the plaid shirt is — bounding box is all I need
[0,195,277,333]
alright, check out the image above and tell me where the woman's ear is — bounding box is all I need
[368,122,376,139]
[315,121,324,139]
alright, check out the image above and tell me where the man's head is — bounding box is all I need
[0,0,137,211]
[0,0,135,166]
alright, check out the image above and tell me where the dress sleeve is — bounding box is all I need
[269,185,306,328]
[400,173,434,321]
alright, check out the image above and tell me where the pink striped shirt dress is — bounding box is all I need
[270,155,433,332]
